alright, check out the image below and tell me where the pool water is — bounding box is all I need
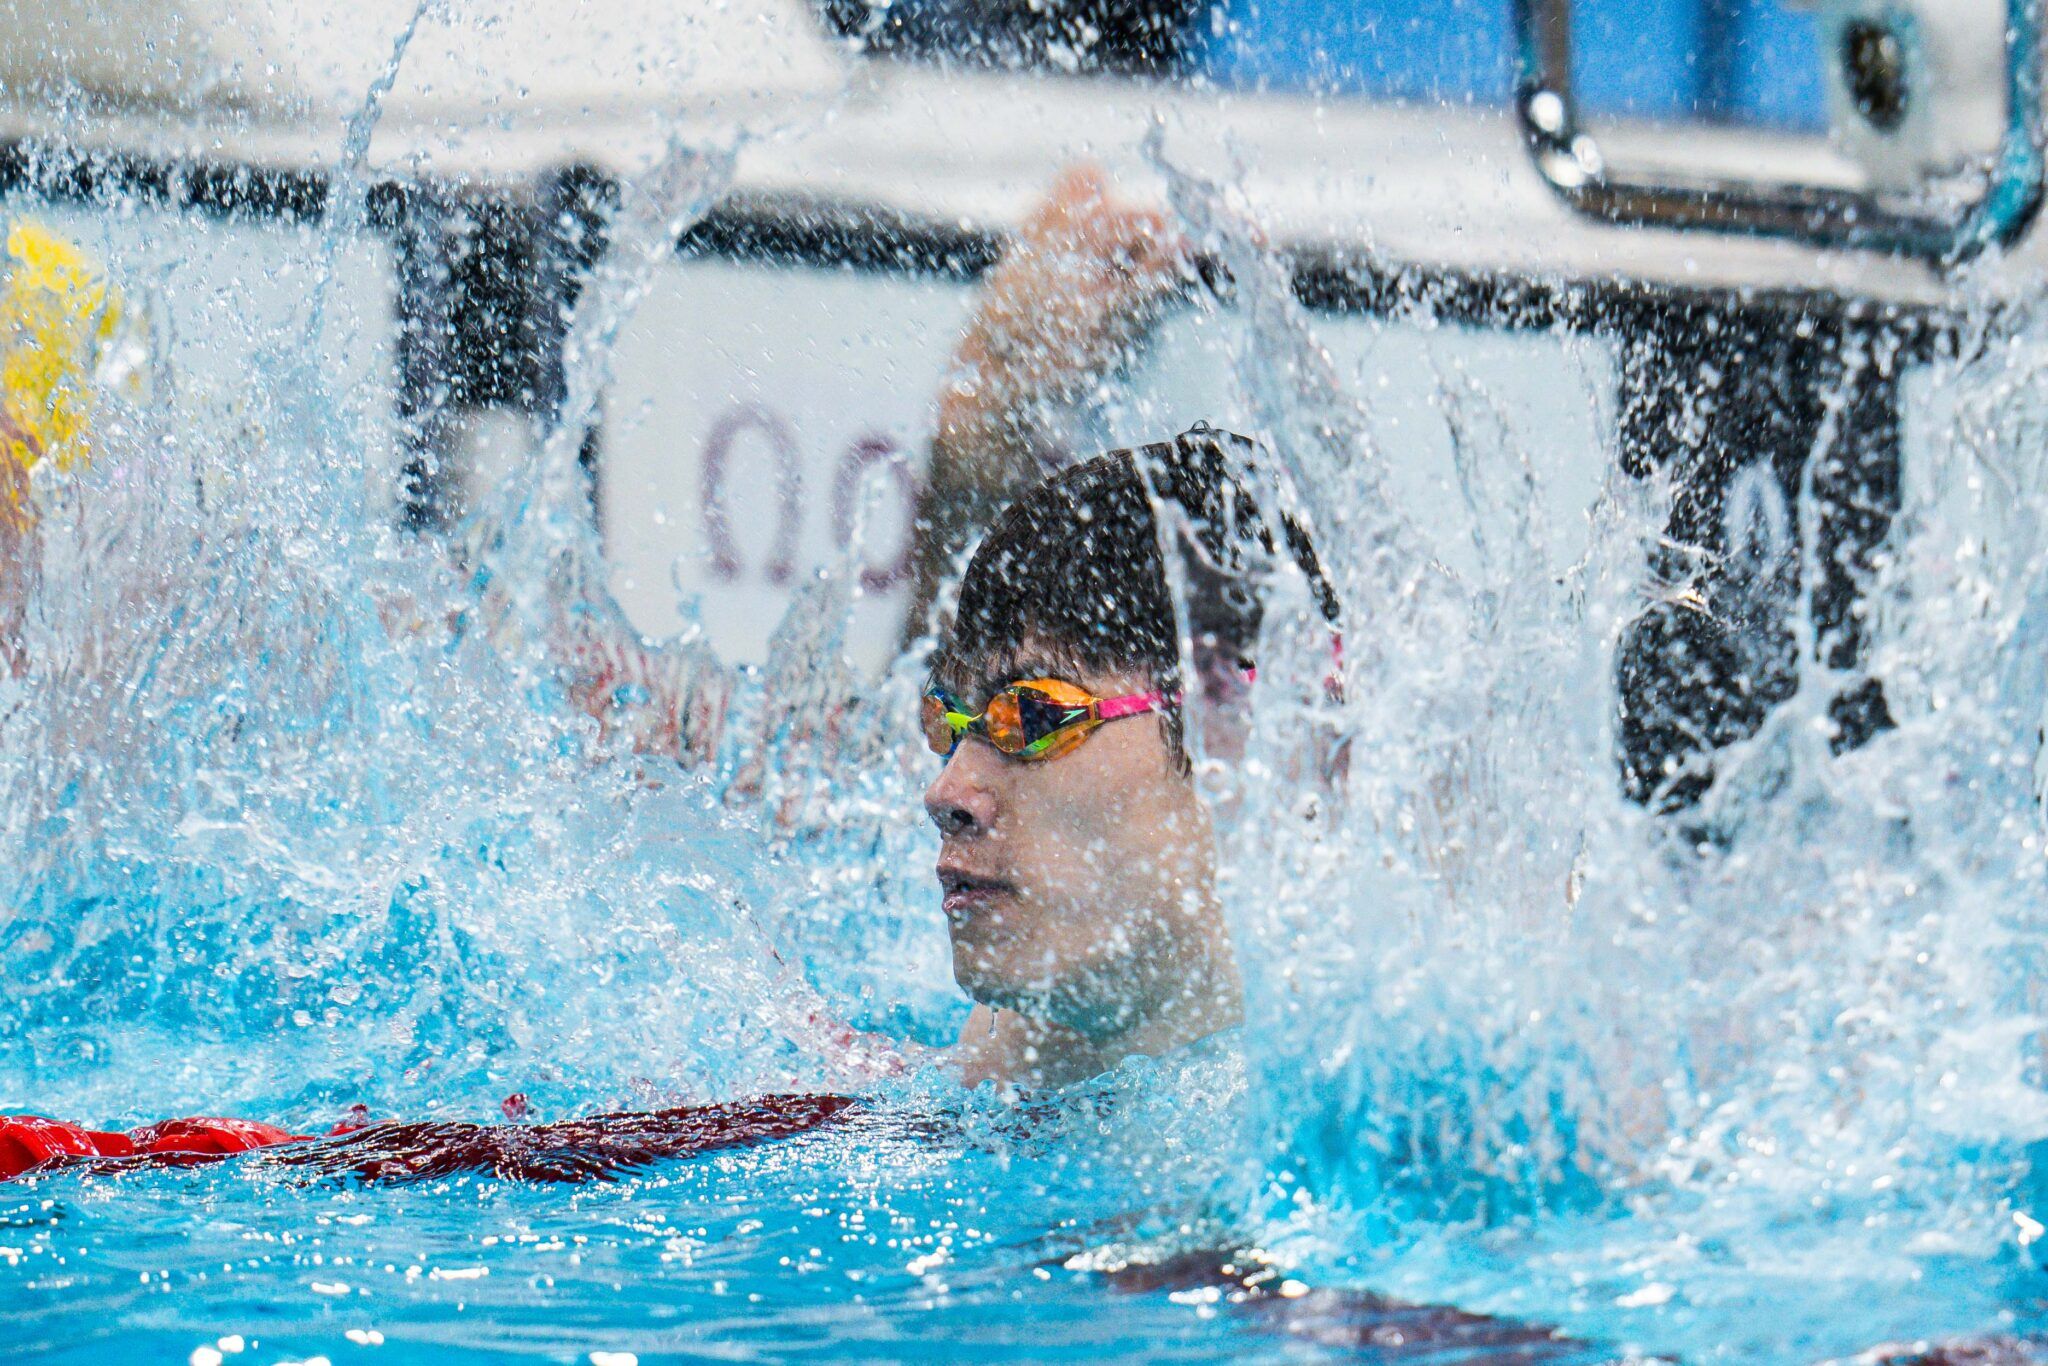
[6,1054,1351,1366]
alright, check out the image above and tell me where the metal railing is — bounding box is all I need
[1511,0,2047,262]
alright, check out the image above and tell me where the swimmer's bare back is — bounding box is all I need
[0,1094,859,1185]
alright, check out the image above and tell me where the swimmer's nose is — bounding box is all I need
[924,741,998,838]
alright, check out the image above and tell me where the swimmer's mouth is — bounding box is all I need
[938,867,1014,921]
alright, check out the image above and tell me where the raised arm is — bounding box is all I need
[903,165,1186,642]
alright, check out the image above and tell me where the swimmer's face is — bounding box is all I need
[923,650,1215,1038]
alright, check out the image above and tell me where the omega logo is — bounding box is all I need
[697,405,919,592]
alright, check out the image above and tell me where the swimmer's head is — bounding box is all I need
[922,424,1338,1036]
[929,424,1338,762]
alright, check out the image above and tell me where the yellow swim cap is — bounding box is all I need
[0,220,137,481]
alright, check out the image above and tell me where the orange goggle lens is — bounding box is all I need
[922,678,1109,762]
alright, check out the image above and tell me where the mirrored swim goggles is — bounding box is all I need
[922,676,1196,763]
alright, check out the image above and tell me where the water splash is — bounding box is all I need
[9,50,2048,1366]
[0,86,825,1129]
[1119,152,2048,1357]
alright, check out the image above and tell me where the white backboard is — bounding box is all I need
[600,255,1618,674]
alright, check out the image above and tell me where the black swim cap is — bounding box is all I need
[929,422,1341,705]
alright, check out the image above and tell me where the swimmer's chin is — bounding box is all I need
[949,945,1047,1016]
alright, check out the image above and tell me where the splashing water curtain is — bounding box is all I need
[3,0,2048,1363]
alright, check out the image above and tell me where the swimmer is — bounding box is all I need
[0,219,143,674]
[925,422,1341,1090]
[0,423,1330,1161]
[0,178,1282,1131]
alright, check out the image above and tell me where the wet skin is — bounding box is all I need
[923,655,1242,1089]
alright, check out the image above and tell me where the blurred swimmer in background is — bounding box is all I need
[0,219,146,675]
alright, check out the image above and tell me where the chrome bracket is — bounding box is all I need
[1510,0,2046,262]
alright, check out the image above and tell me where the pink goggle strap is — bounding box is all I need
[1088,664,1276,724]
[1093,688,1175,722]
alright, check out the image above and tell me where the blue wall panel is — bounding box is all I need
[1198,0,1827,129]
[1198,0,1513,105]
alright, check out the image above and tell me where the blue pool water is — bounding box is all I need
[6,1053,1335,1366]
